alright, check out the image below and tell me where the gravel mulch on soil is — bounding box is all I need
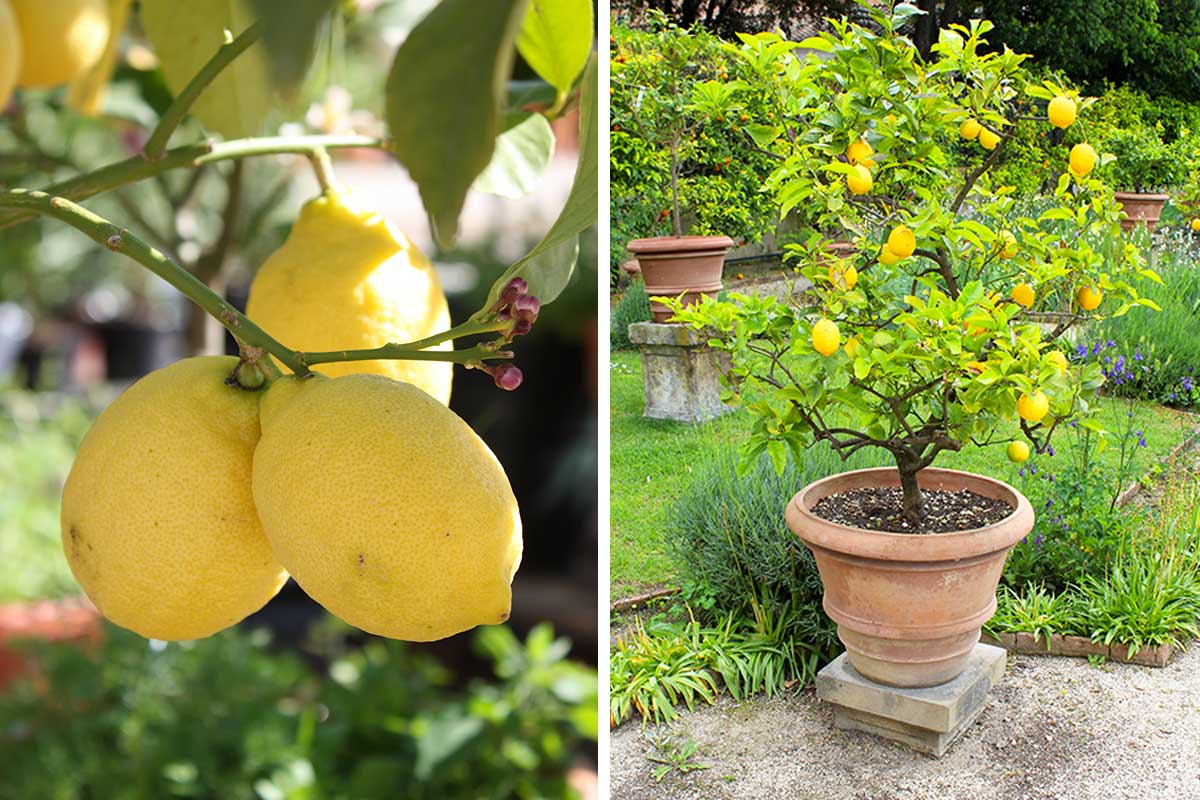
[811,486,1014,534]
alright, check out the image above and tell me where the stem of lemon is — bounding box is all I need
[307,148,339,195]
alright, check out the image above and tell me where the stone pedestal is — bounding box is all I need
[627,322,730,423]
[815,643,1006,757]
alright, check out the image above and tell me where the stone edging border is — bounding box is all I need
[609,587,679,614]
[980,631,1177,667]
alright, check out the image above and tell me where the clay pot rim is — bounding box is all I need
[786,466,1034,562]
[1112,191,1170,201]
[627,235,735,255]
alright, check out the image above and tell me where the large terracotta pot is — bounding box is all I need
[0,596,102,691]
[627,235,734,323]
[1113,191,1169,232]
[785,467,1034,688]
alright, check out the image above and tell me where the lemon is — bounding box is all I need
[1076,284,1102,311]
[1069,143,1096,177]
[966,360,987,374]
[878,245,901,266]
[251,374,522,642]
[1006,441,1030,463]
[846,138,873,165]
[247,191,453,404]
[997,230,1018,259]
[829,262,858,290]
[10,0,109,88]
[1011,282,1035,308]
[959,118,982,140]
[1047,95,1076,129]
[1191,218,1200,232]
[978,128,1001,150]
[0,0,20,110]
[1047,350,1068,373]
[1017,390,1049,423]
[846,163,873,195]
[60,357,287,640]
[811,318,840,356]
[887,225,916,258]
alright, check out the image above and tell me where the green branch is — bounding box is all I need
[143,22,264,160]
[299,343,511,369]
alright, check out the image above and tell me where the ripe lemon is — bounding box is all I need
[959,118,982,140]
[829,262,858,290]
[1011,282,1035,308]
[1069,143,1096,177]
[811,318,840,356]
[10,0,109,88]
[846,163,873,195]
[251,374,522,642]
[0,1,19,110]
[966,360,987,374]
[1006,441,1030,463]
[1047,95,1076,129]
[1076,284,1102,310]
[887,225,916,258]
[1017,390,1050,423]
[247,191,452,404]
[1191,218,1200,232]
[978,128,1001,150]
[997,230,1018,259]
[1047,350,1068,373]
[60,357,287,640]
[878,245,901,266]
[846,138,873,165]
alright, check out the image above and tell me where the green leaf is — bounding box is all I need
[517,0,593,98]
[473,112,555,198]
[385,0,528,247]
[140,0,274,139]
[248,0,335,94]
[473,53,597,312]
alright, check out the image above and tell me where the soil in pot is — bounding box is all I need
[811,486,1013,534]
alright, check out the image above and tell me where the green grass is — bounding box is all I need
[610,351,1196,596]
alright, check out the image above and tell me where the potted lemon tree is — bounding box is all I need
[1097,127,1178,232]
[611,12,776,321]
[669,4,1159,688]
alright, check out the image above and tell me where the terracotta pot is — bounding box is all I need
[1113,191,1169,232]
[627,235,734,322]
[785,467,1034,688]
[0,596,103,691]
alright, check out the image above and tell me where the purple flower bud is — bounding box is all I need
[511,320,533,337]
[495,277,529,310]
[488,363,523,391]
[513,294,541,323]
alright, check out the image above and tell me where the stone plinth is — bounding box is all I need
[627,322,730,423]
[816,643,1006,757]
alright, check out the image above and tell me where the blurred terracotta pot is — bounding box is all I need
[1113,191,1169,232]
[0,596,102,691]
[627,236,733,322]
[785,467,1033,688]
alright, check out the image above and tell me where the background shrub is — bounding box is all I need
[610,279,653,350]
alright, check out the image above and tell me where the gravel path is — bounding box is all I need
[611,646,1200,800]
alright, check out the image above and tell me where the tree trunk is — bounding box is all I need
[669,133,683,237]
[896,453,925,525]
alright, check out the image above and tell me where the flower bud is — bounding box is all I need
[513,294,541,323]
[488,363,523,391]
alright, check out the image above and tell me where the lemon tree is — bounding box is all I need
[669,2,1160,524]
[0,0,596,641]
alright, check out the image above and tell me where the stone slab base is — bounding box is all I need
[627,321,731,423]
[816,643,1006,757]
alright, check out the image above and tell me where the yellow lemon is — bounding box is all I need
[1047,350,1068,373]
[978,128,1001,150]
[846,138,873,165]
[10,0,109,88]
[959,118,982,140]
[846,163,873,195]
[247,191,453,404]
[966,360,987,374]
[1069,143,1096,177]
[1017,390,1050,423]
[829,262,858,291]
[0,0,20,109]
[878,245,901,266]
[1011,282,1035,308]
[60,357,287,640]
[251,374,522,642]
[1006,441,1030,463]
[1076,284,1102,310]
[997,230,1018,259]
[1047,95,1076,129]
[811,318,840,356]
[1191,218,1200,232]
[887,225,916,258]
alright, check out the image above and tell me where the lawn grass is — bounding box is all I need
[609,350,1198,597]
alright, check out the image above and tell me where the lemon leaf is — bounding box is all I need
[385,0,528,248]
[473,112,555,198]
[516,0,593,98]
[247,0,335,95]
[139,0,274,140]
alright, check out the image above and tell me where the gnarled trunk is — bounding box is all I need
[896,452,925,525]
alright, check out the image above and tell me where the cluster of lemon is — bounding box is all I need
[62,193,523,643]
[0,0,113,109]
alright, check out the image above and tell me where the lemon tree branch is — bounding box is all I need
[298,343,512,369]
[142,22,265,161]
